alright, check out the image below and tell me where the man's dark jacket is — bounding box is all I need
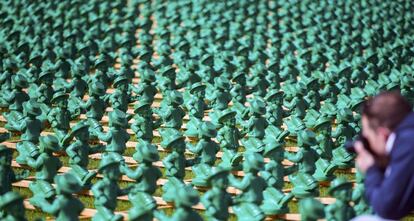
[365,112,414,219]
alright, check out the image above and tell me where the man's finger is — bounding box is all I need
[354,141,367,154]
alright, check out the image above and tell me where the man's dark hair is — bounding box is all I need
[361,90,412,130]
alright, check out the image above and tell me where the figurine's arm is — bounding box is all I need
[187,142,201,154]
[91,181,107,204]
[284,150,303,163]
[66,142,79,159]
[121,164,143,181]
[331,126,343,138]
[13,118,27,131]
[96,130,112,142]
[229,174,249,190]
[27,155,45,169]
[3,90,16,102]
[40,195,63,215]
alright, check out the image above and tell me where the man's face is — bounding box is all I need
[362,116,388,157]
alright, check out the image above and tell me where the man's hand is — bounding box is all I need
[355,140,375,173]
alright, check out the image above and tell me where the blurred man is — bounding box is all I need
[354,91,414,220]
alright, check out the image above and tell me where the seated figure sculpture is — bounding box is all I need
[230,152,267,221]
[161,134,194,202]
[80,82,108,128]
[0,192,27,221]
[188,122,220,187]
[28,135,62,209]
[63,122,99,188]
[241,99,268,153]
[36,173,85,221]
[184,83,209,137]
[131,102,161,143]
[95,109,130,161]
[260,141,294,215]
[3,74,29,128]
[201,167,233,221]
[120,142,162,221]
[0,145,29,195]
[216,110,243,169]
[155,185,203,221]
[92,156,129,221]
[285,130,320,198]
[47,91,76,144]
[10,100,42,165]
[325,178,355,221]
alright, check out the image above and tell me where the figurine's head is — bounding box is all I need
[12,74,28,89]
[109,109,128,128]
[0,192,25,216]
[175,185,200,208]
[249,99,266,116]
[189,82,206,98]
[39,69,53,83]
[133,102,151,116]
[71,122,89,141]
[51,91,69,108]
[113,75,128,91]
[298,198,325,221]
[39,135,60,153]
[232,71,246,84]
[207,167,229,189]
[297,130,317,148]
[263,143,284,161]
[23,100,42,117]
[99,155,121,180]
[218,110,237,126]
[54,173,82,195]
[134,141,159,163]
[215,76,231,91]
[336,108,353,124]
[314,116,332,134]
[0,145,13,165]
[89,82,106,97]
[265,89,283,104]
[168,90,183,106]
[199,122,217,139]
[166,135,186,154]
[140,67,156,83]
[328,177,353,201]
[243,152,264,173]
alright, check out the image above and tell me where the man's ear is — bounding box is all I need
[377,126,391,141]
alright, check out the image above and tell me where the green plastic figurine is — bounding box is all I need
[285,130,319,198]
[260,141,294,215]
[201,167,233,221]
[155,185,203,221]
[158,90,185,130]
[28,135,62,208]
[184,83,209,137]
[325,178,356,221]
[131,102,161,142]
[80,82,108,126]
[11,100,42,165]
[161,134,194,202]
[47,91,76,143]
[121,142,161,221]
[188,122,220,186]
[36,173,85,221]
[230,152,267,221]
[298,198,325,221]
[92,155,129,221]
[0,145,29,195]
[241,99,268,153]
[63,122,99,188]
[0,192,27,221]
[216,110,243,169]
[95,110,130,161]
